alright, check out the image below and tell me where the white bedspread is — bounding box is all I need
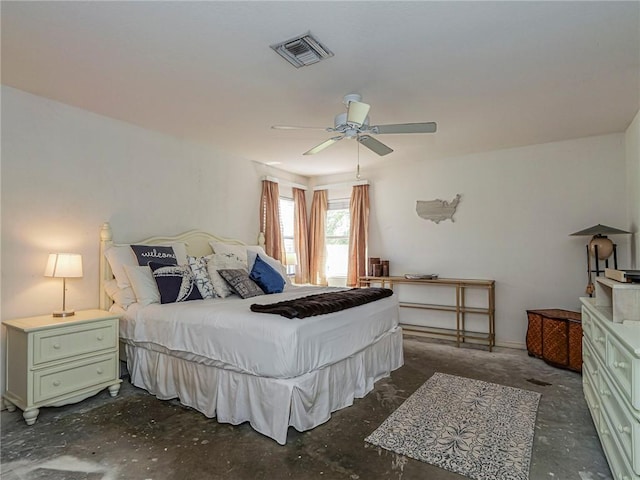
[119,286,399,379]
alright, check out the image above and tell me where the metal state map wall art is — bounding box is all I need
[416,194,461,224]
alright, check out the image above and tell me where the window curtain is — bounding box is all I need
[259,180,284,262]
[346,184,370,287]
[293,187,310,284]
[309,189,328,286]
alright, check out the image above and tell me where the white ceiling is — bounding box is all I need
[2,1,639,177]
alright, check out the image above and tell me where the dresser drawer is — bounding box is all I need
[583,361,602,431]
[600,406,640,480]
[582,306,595,340]
[607,334,639,411]
[600,375,640,474]
[582,307,608,360]
[583,339,601,379]
[33,319,117,366]
[33,354,118,403]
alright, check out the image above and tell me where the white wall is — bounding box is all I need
[626,110,640,268]
[314,134,629,348]
[0,86,276,393]
[1,85,635,396]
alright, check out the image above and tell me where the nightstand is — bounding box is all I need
[3,309,122,425]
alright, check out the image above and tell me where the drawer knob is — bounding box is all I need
[617,424,631,435]
[600,389,611,397]
[97,367,104,375]
[53,344,61,350]
[97,335,104,341]
[596,336,605,344]
[613,361,628,369]
[52,380,61,387]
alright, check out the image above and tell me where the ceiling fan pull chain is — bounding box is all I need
[356,134,361,179]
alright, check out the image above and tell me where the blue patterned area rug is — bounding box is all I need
[365,372,541,480]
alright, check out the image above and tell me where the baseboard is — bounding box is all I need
[401,327,525,351]
[495,340,526,350]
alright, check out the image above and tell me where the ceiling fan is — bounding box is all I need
[271,94,437,156]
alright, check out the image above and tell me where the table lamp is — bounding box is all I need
[44,253,83,317]
[569,224,630,295]
[285,252,298,277]
[285,252,298,267]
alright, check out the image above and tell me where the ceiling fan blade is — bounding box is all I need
[303,136,344,155]
[347,101,371,126]
[372,122,437,134]
[358,135,393,156]
[271,125,329,131]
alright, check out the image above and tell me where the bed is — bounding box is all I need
[99,222,404,444]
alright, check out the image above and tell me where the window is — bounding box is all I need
[325,199,350,277]
[279,196,295,275]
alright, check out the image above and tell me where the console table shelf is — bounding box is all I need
[358,276,495,351]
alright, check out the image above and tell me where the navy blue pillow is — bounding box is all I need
[250,254,285,294]
[149,261,202,304]
[131,245,177,266]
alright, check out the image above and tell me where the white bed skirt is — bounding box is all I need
[125,326,404,444]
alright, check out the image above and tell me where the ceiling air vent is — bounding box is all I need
[270,32,334,68]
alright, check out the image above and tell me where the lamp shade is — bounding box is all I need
[569,224,630,236]
[44,253,83,278]
[285,252,298,266]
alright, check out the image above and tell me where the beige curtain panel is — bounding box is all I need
[259,180,284,262]
[309,189,328,286]
[293,187,310,284]
[347,184,370,287]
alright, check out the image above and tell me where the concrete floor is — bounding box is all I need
[1,336,612,480]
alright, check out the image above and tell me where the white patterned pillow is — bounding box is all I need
[207,253,247,298]
[187,255,215,299]
[209,241,266,266]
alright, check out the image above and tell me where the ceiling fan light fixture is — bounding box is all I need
[270,32,334,68]
[346,101,370,126]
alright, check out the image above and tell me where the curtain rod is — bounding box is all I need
[262,176,308,190]
[313,180,370,191]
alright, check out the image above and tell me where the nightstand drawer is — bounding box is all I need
[33,319,117,365]
[33,354,117,403]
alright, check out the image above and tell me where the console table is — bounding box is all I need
[358,276,495,351]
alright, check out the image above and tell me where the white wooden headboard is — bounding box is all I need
[99,222,264,310]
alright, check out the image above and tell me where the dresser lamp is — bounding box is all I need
[44,253,83,317]
[569,224,630,295]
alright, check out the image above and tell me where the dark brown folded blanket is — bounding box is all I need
[250,287,394,319]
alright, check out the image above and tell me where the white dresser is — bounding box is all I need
[581,278,640,480]
[2,309,122,425]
